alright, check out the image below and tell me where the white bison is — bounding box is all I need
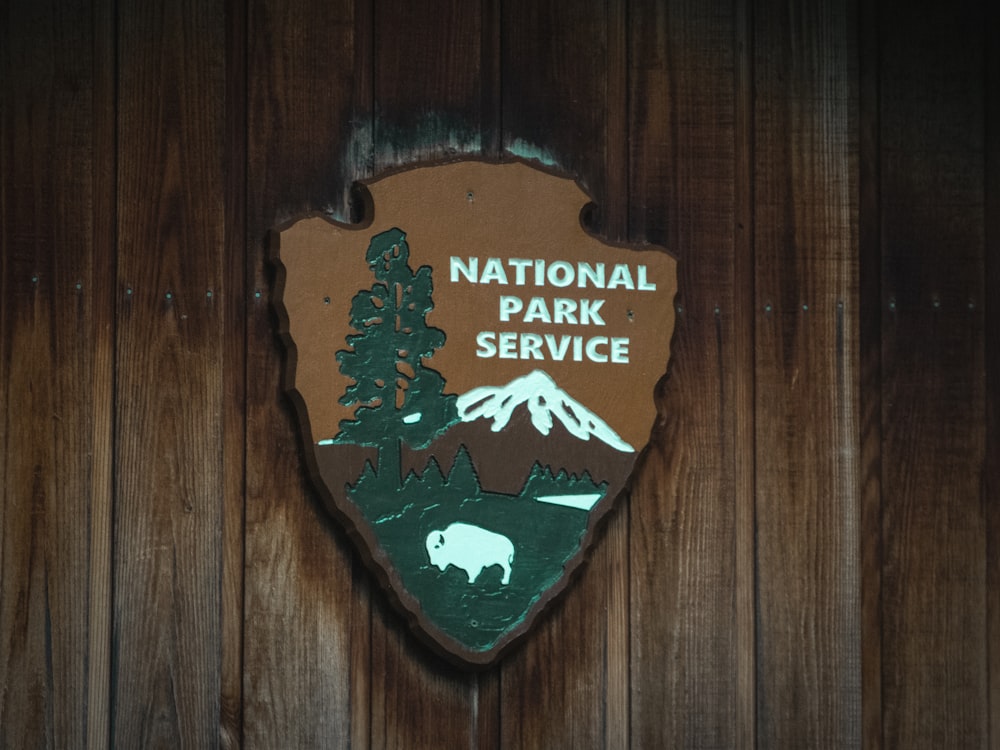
[425,523,514,585]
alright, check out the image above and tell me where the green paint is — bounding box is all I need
[336,227,606,652]
[331,121,559,226]
[375,112,482,162]
[351,447,605,651]
[334,228,459,490]
[505,139,559,168]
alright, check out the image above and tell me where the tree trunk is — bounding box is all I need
[378,437,402,490]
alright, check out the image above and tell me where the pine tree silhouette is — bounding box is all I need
[335,228,458,488]
[445,444,481,499]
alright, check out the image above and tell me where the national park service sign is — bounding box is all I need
[271,159,677,667]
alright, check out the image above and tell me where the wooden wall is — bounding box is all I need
[1,0,995,747]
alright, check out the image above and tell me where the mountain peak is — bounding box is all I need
[456,369,634,453]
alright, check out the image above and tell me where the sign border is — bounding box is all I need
[268,156,676,668]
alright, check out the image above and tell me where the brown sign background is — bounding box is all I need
[276,160,677,453]
[271,159,678,665]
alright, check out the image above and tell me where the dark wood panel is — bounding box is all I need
[753,0,861,746]
[858,0,883,746]
[732,1,757,745]
[248,0,367,226]
[987,4,1000,744]
[373,0,487,164]
[498,2,629,749]
[112,0,229,744]
[878,3,989,747]
[244,0,368,746]
[221,0,248,744]
[368,2,495,747]
[368,611,485,750]
[626,0,742,747]
[4,1,998,745]
[501,0,609,204]
[0,0,115,746]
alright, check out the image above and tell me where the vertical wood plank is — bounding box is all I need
[369,2,494,747]
[372,0,485,164]
[480,0,502,160]
[627,0,742,747]
[859,0,883,746]
[221,0,248,745]
[753,0,861,746]
[88,1,118,745]
[499,3,629,748]
[244,0,368,746]
[112,0,228,744]
[879,2,989,748]
[0,0,115,746]
[502,0,609,200]
[603,12,633,743]
[988,8,1000,749]
[367,616,480,750]
[733,0,757,746]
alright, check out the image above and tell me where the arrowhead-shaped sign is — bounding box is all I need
[270,159,676,667]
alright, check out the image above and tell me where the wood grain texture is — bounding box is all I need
[498,2,628,747]
[501,0,609,205]
[221,0,248,745]
[626,0,741,747]
[4,2,1000,746]
[244,0,368,746]
[878,2,990,748]
[753,0,861,746]
[987,7,1000,748]
[368,609,484,750]
[112,0,228,745]
[88,1,118,746]
[732,0,757,746]
[859,0,883,746]
[603,15,632,741]
[372,0,485,165]
[0,0,115,746]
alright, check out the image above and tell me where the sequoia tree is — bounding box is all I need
[335,227,458,487]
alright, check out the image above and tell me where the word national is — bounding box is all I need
[450,257,657,291]
[450,256,659,364]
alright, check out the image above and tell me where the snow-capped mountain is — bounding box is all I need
[456,369,634,453]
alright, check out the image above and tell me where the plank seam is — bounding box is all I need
[223,0,249,744]
[0,9,8,743]
[363,2,376,746]
[858,0,885,746]
[606,0,632,747]
[481,0,502,159]
[489,2,505,743]
[734,0,758,745]
[983,2,999,747]
[103,0,122,745]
